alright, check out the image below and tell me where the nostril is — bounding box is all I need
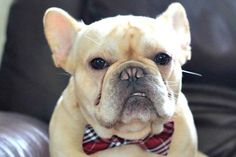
[135,68,144,78]
[120,70,130,80]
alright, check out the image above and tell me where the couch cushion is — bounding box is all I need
[184,85,236,157]
[0,112,49,157]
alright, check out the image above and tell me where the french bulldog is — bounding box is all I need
[43,2,207,157]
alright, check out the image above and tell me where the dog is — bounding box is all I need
[43,2,207,157]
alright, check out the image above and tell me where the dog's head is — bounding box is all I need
[44,3,191,140]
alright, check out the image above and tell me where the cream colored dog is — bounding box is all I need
[44,3,207,157]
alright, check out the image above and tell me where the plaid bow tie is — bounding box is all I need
[83,121,174,156]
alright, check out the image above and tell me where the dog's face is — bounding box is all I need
[44,3,191,140]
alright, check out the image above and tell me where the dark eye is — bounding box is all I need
[154,53,172,65]
[90,58,109,70]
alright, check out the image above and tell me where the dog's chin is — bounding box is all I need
[95,95,167,139]
[109,96,159,140]
[112,119,152,140]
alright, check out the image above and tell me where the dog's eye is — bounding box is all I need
[154,53,172,65]
[90,58,109,70]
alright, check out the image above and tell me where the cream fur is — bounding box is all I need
[44,3,208,157]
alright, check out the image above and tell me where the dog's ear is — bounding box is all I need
[43,8,84,73]
[159,3,191,65]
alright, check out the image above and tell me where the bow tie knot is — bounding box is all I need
[83,121,174,156]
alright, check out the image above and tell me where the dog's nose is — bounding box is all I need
[120,67,145,82]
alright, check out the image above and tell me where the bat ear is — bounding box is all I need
[43,7,84,73]
[159,3,191,65]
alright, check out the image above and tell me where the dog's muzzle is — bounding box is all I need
[96,61,169,129]
[116,65,159,123]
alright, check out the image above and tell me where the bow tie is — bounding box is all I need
[83,121,174,156]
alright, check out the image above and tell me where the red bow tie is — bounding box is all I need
[83,121,174,156]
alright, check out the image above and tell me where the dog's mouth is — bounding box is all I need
[121,92,158,120]
[108,92,158,135]
[97,90,160,127]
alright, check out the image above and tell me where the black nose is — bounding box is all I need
[120,67,145,82]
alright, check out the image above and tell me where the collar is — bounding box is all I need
[83,121,174,156]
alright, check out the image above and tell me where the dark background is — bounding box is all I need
[0,0,236,156]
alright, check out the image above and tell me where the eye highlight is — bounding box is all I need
[154,53,172,65]
[90,58,109,70]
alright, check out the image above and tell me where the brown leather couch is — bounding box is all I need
[0,0,236,156]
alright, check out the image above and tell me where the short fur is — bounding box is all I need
[44,3,207,157]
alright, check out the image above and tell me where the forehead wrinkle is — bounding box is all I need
[99,24,130,59]
[122,22,144,58]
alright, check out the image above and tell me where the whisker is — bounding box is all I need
[182,70,202,77]
[84,35,101,46]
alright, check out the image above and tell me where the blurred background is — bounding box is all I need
[0,0,236,157]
